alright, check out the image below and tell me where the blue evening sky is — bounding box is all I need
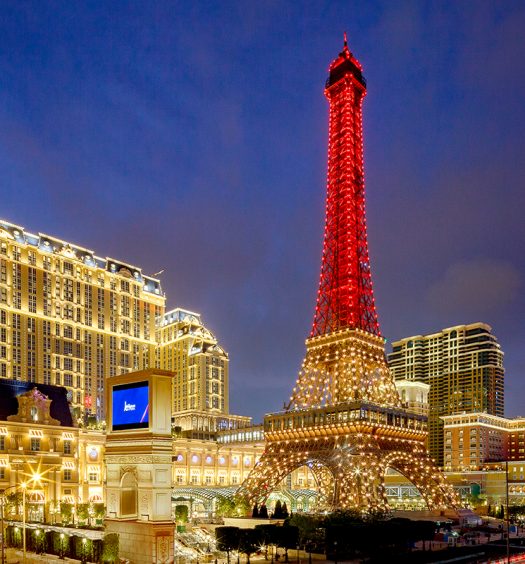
[1,1,524,421]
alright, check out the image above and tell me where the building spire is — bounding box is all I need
[343,31,348,48]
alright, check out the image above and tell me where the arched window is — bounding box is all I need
[120,472,138,518]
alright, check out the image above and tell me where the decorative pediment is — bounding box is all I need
[7,387,60,426]
[118,267,133,278]
[60,244,77,258]
[0,229,14,240]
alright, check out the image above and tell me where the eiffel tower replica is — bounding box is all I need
[239,36,459,512]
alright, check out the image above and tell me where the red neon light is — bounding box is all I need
[310,38,380,338]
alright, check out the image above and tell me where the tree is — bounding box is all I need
[281,502,289,519]
[60,501,73,525]
[287,513,322,544]
[102,533,119,564]
[175,505,189,524]
[235,498,251,517]
[216,526,240,564]
[276,525,299,563]
[239,528,262,564]
[77,503,90,526]
[217,497,251,518]
[252,503,260,518]
[93,503,105,524]
[217,498,236,518]
[259,503,269,519]
[411,520,436,551]
[273,500,283,518]
[5,492,23,518]
[255,524,279,561]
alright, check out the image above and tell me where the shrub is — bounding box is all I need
[102,532,119,563]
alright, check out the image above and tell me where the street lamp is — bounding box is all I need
[21,482,27,562]
[81,537,88,564]
[0,471,42,564]
[0,484,26,564]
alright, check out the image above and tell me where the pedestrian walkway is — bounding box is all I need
[4,547,87,563]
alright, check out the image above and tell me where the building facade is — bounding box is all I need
[395,379,430,417]
[0,219,240,426]
[156,308,244,431]
[0,381,105,523]
[442,412,525,470]
[0,219,164,420]
[388,323,504,465]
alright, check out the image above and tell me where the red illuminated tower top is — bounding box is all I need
[310,35,380,338]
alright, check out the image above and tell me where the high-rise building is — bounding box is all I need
[0,220,163,420]
[388,323,505,465]
[156,308,249,433]
[157,308,228,414]
[0,219,240,425]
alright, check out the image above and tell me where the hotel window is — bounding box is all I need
[0,437,4,450]
[63,469,72,481]
[88,470,99,482]
[0,468,4,480]
[64,441,71,455]
[30,438,41,452]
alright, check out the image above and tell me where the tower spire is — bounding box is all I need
[310,39,377,337]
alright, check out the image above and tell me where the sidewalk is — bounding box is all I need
[4,547,87,563]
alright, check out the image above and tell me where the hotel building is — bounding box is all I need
[0,380,104,520]
[0,218,318,517]
[0,219,230,425]
[0,219,163,420]
[388,323,504,465]
[442,412,525,470]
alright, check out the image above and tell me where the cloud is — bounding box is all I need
[426,259,521,319]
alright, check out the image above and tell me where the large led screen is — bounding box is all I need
[112,381,149,431]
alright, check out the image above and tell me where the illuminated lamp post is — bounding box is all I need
[59,532,65,559]
[0,472,41,564]
[80,537,88,564]
[22,472,42,563]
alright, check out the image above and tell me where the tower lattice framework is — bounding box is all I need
[238,37,459,512]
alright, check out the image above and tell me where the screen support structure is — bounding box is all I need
[104,369,175,564]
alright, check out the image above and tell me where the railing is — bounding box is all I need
[265,401,427,435]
